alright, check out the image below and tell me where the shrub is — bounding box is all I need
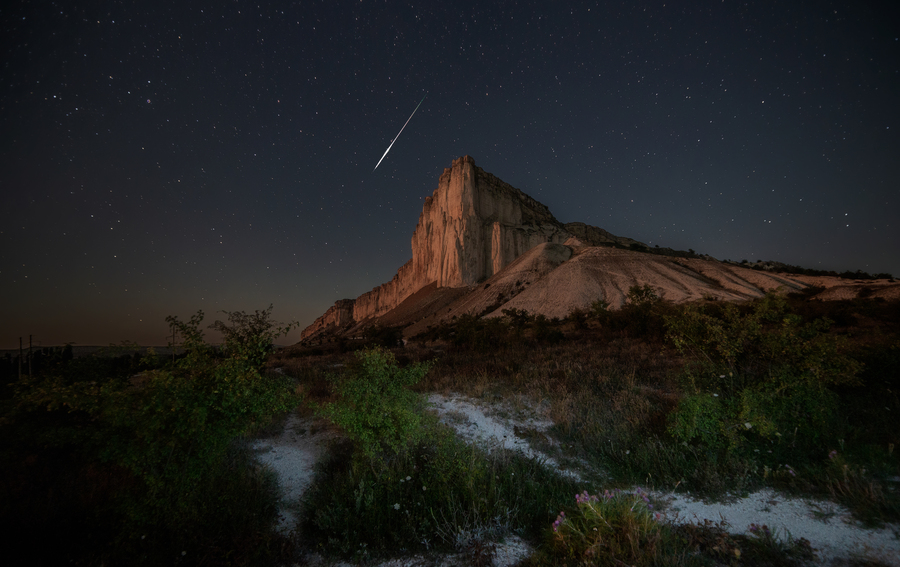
[567,308,588,329]
[605,284,669,337]
[3,308,302,562]
[673,519,815,566]
[502,307,534,328]
[533,314,565,344]
[318,347,431,463]
[542,488,676,566]
[627,284,660,306]
[536,489,815,566]
[665,294,862,454]
[589,298,610,320]
[208,303,293,368]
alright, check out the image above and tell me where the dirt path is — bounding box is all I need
[251,413,336,535]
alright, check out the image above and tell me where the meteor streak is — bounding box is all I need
[373,94,426,171]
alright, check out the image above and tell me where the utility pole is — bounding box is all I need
[18,337,22,380]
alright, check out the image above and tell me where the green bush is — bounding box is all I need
[598,284,670,337]
[209,303,293,368]
[667,392,732,451]
[588,298,610,320]
[627,284,660,306]
[318,347,431,463]
[665,293,862,454]
[2,308,302,562]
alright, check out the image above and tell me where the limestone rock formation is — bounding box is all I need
[301,156,627,339]
[302,299,354,338]
[410,155,571,289]
[301,155,898,341]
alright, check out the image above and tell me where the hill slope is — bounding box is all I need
[301,156,898,341]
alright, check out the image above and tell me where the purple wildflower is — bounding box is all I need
[552,511,566,532]
[576,491,587,504]
[576,491,599,505]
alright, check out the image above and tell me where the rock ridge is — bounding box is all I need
[301,156,634,339]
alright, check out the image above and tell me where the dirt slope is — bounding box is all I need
[391,244,896,337]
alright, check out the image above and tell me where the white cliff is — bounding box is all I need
[301,155,619,339]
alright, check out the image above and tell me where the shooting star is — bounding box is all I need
[374,94,426,171]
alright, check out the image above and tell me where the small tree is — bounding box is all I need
[319,347,431,465]
[626,284,660,306]
[589,299,610,320]
[209,304,296,370]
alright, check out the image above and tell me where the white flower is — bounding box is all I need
[393,503,400,510]
[406,476,411,481]
[744,422,753,430]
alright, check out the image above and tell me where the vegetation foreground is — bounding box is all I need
[1,289,898,565]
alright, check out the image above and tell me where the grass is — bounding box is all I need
[3,294,897,565]
[275,292,899,564]
[300,414,583,560]
[404,295,899,516]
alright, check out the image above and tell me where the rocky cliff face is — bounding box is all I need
[301,299,354,338]
[301,155,632,340]
[410,155,571,289]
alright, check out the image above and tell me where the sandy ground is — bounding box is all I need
[256,394,900,566]
[425,393,584,480]
[663,490,900,566]
[251,413,338,535]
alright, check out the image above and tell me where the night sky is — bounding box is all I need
[2,1,898,349]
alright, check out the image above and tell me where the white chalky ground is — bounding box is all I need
[250,412,336,535]
[256,394,900,566]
